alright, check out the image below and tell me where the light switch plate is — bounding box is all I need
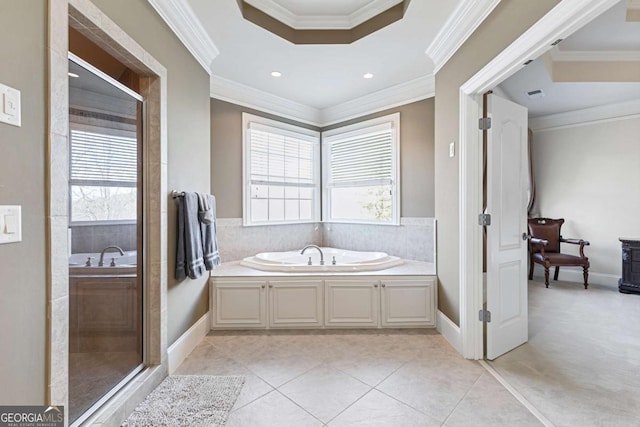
[0,83,21,127]
[0,205,22,244]
[449,141,455,158]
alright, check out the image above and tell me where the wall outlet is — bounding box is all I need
[449,141,455,158]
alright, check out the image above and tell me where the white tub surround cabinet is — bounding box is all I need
[210,261,436,329]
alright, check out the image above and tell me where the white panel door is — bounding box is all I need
[325,280,379,327]
[380,278,436,327]
[212,280,267,328]
[269,280,323,328]
[486,94,529,360]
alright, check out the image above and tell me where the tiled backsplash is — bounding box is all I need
[216,217,435,263]
[70,223,137,254]
[216,219,322,262]
[323,218,436,263]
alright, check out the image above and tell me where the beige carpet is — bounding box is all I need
[124,375,244,427]
[489,279,640,426]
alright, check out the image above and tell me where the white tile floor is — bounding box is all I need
[176,330,540,426]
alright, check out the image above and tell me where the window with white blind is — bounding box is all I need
[322,113,400,224]
[243,113,320,225]
[69,126,139,223]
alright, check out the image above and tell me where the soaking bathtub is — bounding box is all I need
[69,251,137,276]
[212,247,436,329]
[240,247,404,272]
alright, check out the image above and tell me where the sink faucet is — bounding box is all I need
[98,245,125,266]
[301,245,324,265]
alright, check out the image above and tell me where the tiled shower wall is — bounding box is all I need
[216,217,435,263]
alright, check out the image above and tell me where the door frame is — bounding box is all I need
[47,0,169,424]
[459,0,619,359]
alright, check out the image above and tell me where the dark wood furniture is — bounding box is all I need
[528,218,590,289]
[619,238,640,294]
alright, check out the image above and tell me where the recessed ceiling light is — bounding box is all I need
[68,72,79,78]
[363,73,374,79]
[271,71,282,77]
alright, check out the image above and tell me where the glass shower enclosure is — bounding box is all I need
[67,54,144,425]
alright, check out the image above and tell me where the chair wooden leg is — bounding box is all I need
[544,267,550,288]
[583,267,589,289]
[553,266,559,281]
[528,259,534,280]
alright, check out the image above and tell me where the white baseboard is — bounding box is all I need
[531,267,619,288]
[436,310,462,354]
[167,311,211,374]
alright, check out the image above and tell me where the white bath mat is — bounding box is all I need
[123,375,244,427]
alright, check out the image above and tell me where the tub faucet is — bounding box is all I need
[300,245,324,265]
[98,245,125,266]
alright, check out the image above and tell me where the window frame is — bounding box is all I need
[321,112,401,225]
[242,113,321,226]
[68,122,139,226]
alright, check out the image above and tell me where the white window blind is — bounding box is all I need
[69,128,139,223]
[243,114,320,225]
[322,113,400,224]
[327,125,394,187]
[70,129,138,186]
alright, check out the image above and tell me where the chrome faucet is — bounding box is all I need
[300,245,324,265]
[98,245,125,266]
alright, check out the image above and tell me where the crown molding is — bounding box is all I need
[426,0,501,74]
[462,0,620,94]
[210,75,322,126]
[147,0,219,74]
[211,74,434,127]
[348,0,404,28]
[529,98,640,131]
[244,0,402,29]
[549,46,640,62]
[319,75,435,126]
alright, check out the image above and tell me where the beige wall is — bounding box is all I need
[211,98,435,218]
[0,0,47,405]
[434,0,560,325]
[90,0,212,345]
[532,117,640,279]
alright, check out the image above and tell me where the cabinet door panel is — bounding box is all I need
[325,280,379,327]
[269,280,323,327]
[70,277,138,333]
[213,280,266,328]
[381,278,435,327]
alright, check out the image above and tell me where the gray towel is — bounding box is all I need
[197,192,214,224]
[176,192,206,280]
[175,195,187,280]
[199,193,221,270]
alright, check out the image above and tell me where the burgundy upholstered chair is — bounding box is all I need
[528,218,590,289]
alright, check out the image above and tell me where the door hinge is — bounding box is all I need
[478,213,491,226]
[479,117,492,130]
[479,309,492,322]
